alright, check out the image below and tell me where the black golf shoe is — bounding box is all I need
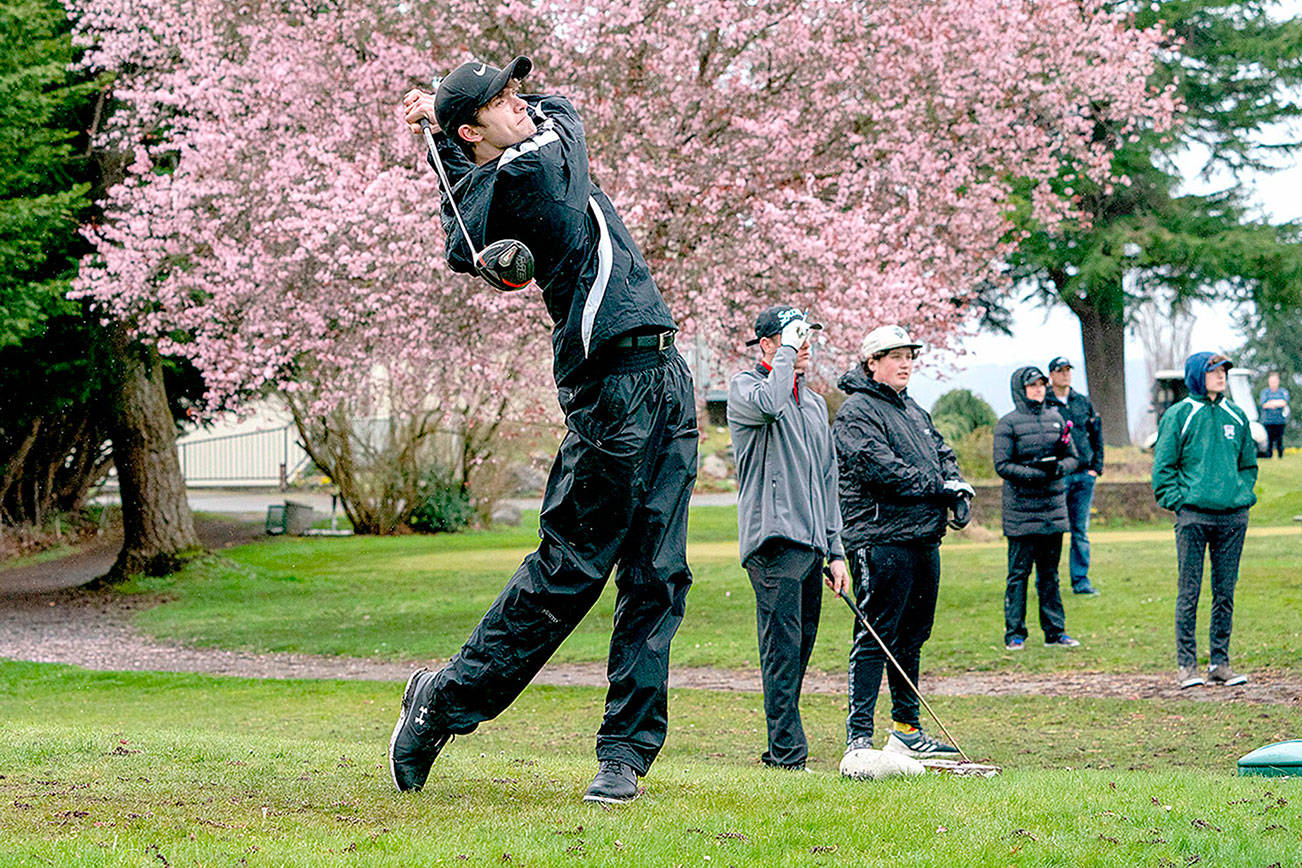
[388,668,452,792]
[582,760,640,804]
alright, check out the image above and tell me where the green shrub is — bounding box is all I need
[932,414,967,446]
[409,472,473,534]
[931,389,997,441]
[953,424,995,481]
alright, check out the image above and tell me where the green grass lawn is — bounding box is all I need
[4,458,1301,864]
[116,514,1302,677]
[2,661,1299,866]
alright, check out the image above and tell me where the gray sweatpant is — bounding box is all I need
[1174,508,1249,669]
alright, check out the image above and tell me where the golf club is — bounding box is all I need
[419,115,536,293]
[828,569,973,764]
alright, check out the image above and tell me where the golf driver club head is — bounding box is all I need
[476,238,536,292]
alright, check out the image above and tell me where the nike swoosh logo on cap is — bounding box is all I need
[474,63,487,76]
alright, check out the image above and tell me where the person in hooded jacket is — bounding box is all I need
[832,325,974,766]
[993,366,1082,651]
[393,58,697,805]
[1152,352,1257,689]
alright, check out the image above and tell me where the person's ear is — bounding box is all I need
[457,123,483,144]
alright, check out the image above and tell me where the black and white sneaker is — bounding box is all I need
[388,668,452,792]
[1207,664,1248,686]
[1177,665,1205,689]
[582,760,640,804]
[1045,635,1081,648]
[883,728,960,759]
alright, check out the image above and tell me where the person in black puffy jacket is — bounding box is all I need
[833,325,973,765]
[993,366,1081,650]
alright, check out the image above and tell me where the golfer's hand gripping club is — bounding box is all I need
[419,114,536,293]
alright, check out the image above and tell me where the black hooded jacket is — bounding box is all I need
[432,94,677,387]
[993,366,1080,536]
[1044,388,1104,474]
[832,366,964,549]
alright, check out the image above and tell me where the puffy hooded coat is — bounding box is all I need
[992,366,1079,536]
[432,95,676,387]
[832,366,963,549]
[1151,352,1258,513]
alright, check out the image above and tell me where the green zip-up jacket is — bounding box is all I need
[1152,392,1258,513]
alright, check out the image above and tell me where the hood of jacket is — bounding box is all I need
[838,365,907,404]
[1009,366,1047,414]
[1184,351,1224,398]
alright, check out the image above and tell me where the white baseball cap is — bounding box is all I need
[860,325,922,360]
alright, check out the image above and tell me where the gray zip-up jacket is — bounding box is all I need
[727,346,845,566]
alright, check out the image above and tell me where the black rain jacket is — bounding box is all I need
[993,367,1080,537]
[832,366,964,549]
[432,95,677,387]
[1045,388,1104,474]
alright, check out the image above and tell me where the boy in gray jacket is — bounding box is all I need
[728,305,850,770]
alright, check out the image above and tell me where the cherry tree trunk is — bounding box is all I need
[101,324,200,581]
[1076,303,1131,447]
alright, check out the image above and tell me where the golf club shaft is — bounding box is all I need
[836,586,972,764]
[420,118,480,262]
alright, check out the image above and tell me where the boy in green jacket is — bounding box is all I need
[1152,352,1257,689]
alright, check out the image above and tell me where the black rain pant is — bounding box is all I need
[745,540,823,768]
[423,347,697,776]
[1003,533,1068,644]
[1174,508,1248,669]
[1264,423,1285,459]
[845,541,940,744]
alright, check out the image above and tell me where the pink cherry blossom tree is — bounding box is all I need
[70,0,1174,531]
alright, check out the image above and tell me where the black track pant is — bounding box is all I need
[1264,423,1285,459]
[745,540,823,768]
[845,541,940,743]
[1174,508,1248,669]
[1003,533,1067,644]
[425,348,697,775]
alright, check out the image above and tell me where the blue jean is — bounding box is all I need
[1174,509,1248,668]
[1064,471,1095,590]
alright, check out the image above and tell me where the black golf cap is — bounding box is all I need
[1021,366,1048,386]
[1047,356,1072,372]
[435,56,532,137]
[745,305,823,347]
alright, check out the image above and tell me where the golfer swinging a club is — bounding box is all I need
[391,57,698,804]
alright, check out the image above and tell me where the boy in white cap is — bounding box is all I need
[832,325,974,770]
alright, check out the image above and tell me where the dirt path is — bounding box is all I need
[2,522,1298,703]
[1,586,1297,705]
[0,517,266,597]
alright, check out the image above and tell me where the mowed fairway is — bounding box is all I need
[2,661,1300,866]
[2,458,1300,865]
[114,515,1301,677]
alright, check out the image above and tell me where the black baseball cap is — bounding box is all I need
[745,306,824,347]
[1047,356,1072,372]
[435,56,532,137]
[1206,353,1233,371]
[1021,366,1048,386]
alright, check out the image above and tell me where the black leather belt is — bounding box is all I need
[612,331,675,351]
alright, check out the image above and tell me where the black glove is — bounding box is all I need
[942,479,975,502]
[1032,455,1061,478]
[947,494,972,530]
